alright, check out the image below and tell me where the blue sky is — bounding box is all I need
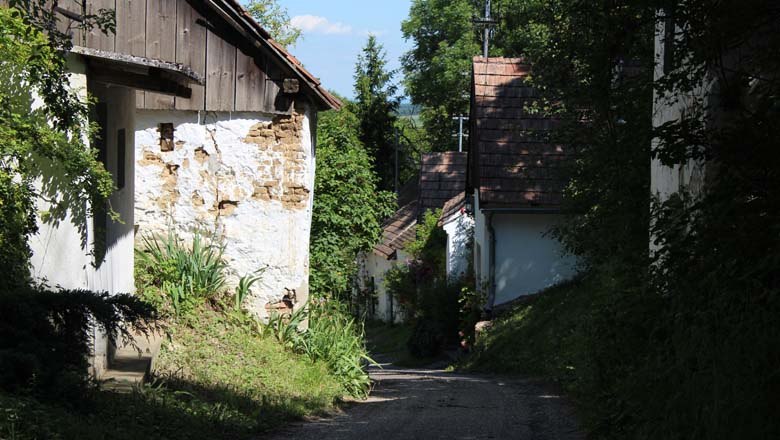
[261,1,414,100]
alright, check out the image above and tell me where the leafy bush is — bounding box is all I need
[136,230,227,315]
[260,300,375,398]
[0,287,156,398]
[406,319,444,359]
[303,300,374,398]
[310,103,396,301]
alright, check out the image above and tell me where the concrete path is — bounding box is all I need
[263,362,583,440]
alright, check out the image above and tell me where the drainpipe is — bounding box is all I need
[485,212,497,316]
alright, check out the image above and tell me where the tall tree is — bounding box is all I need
[246,0,301,47]
[401,0,483,151]
[310,100,395,300]
[354,35,401,192]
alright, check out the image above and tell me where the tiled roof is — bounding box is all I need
[470,57,568,209]
[373,178,419,259]
[216,0,341,110]
[419,152,468,214]
[373,152,469,259]
[439,192,467,226]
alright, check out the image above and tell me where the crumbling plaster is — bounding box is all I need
[134,106,315,317]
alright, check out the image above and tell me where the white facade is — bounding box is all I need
[472,192,578,307]
[358,251,407,324]
[134,106,316,318]
[29,56,137,375]
[651,14,708,201]
[442,211,474,282]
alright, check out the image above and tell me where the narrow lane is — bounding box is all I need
[263,363,583,440]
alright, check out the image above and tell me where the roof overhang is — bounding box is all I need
[71,46,204,98]
[196,0,341,111]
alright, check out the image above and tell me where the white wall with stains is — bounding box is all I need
[133,106,315,317]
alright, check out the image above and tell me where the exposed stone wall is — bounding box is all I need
[134,107,315,318]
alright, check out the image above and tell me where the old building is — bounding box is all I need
[24,0,338,374]
[468,57,578,311]
[358,152,467,322]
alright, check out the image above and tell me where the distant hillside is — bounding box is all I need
[397,102,421,117]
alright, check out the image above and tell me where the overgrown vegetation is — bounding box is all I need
[310,101,395,301]
[422,0,780,438]
[0,5,115,288]
[136,230,228,315]
[384,209,469,358]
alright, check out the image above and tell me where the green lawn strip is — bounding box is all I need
[0,308,344,440]
[460,279,597,421]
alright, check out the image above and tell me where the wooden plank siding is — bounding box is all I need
[205,30,236,112]
[32,0,293,113]
[85,0,114,51]
[144,0,177,109]
[174,0,206,110]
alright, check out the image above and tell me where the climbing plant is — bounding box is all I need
[0,5,114,289]
[309,101,395,301]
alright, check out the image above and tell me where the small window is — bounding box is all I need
[159,123,174,151]
[117,129,126,190]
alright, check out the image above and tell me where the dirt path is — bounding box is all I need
[263,361,583,440]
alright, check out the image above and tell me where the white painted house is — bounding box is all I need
[358,152,468,322]
[439,193,474,282]
[25,0,338,375]
[468,57,578,312]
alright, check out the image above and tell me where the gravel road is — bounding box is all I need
[263,361,583,440]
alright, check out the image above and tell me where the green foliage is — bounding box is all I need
[401,0,483,150]
[0,287,156,398]
[310,103,396,300]
[261,300,375,399]
[245,0,301,47]
[462,2,780,439]
[354,35,402,191]
[136,230,227,315]
[234,271,264,311]
[0,7,114,288]
[385,209,447,311]
[303,300,375,398]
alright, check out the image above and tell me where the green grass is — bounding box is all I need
[460,279,591,385]
[0,307,344,440]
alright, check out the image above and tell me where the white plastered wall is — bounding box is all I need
[28,55,137,376]
[651,14,707,202]
[359,251,407,324]
[134,106,316,318]
[491,213,578,306]
[443,211,474,282]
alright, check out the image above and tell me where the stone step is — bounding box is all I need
[101,330,163,393]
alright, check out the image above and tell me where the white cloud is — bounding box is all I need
[291,15,352,35]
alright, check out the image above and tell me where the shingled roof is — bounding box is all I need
[419,152,468,214]
[469,57,568,209]
[373,178,419,259]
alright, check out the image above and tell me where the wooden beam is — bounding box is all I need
[90,66,192,98]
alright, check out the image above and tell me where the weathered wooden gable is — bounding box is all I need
[55,0,294,113]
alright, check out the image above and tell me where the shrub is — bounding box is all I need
[260,299,374,398]
[0,287,156,398]
[136,230,227,315]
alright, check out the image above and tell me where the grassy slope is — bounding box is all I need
[0,309,343,440]
[460,279,597,421]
